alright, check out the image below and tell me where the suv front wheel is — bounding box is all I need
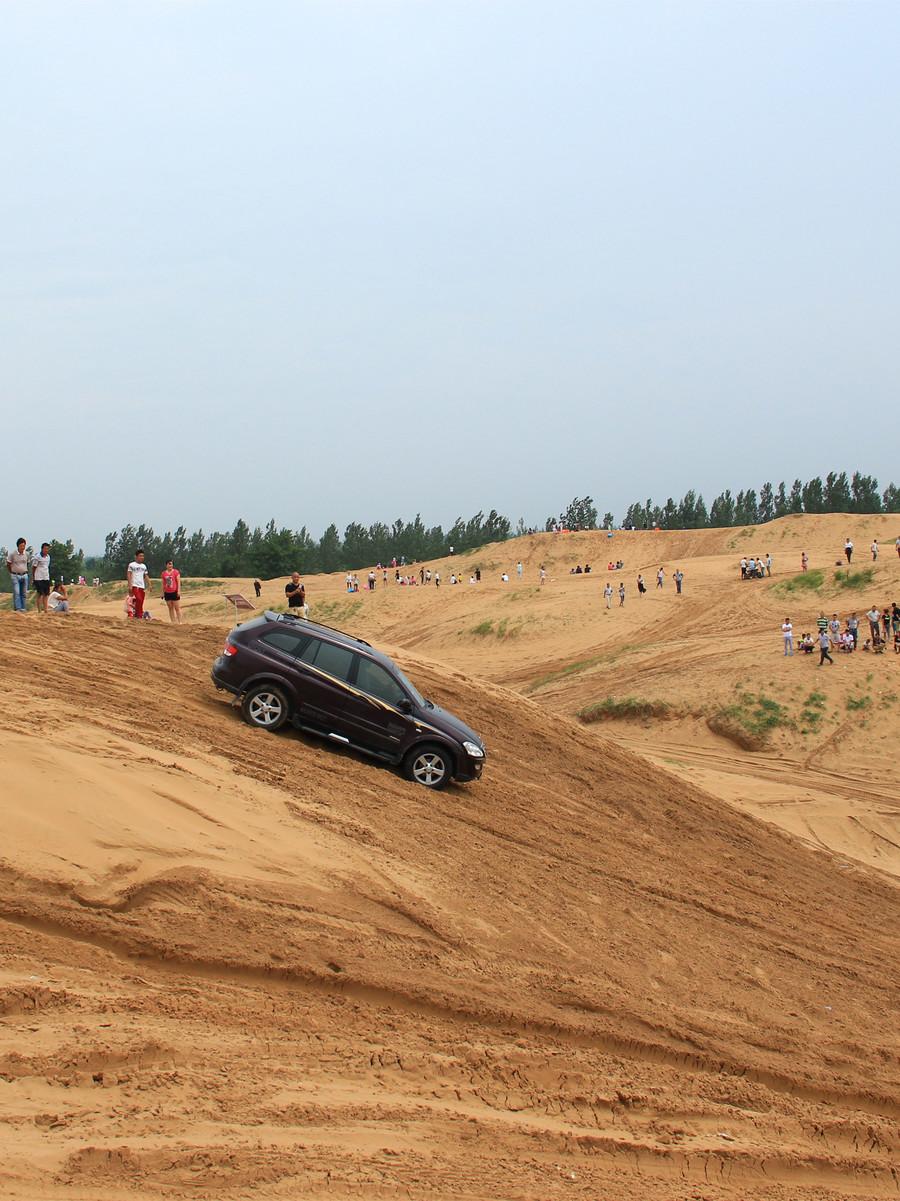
[242,684,290,731]
[404,743,453,790]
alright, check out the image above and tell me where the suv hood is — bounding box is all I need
[417,702,483,750]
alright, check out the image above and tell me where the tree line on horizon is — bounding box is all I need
[2,470,898,585]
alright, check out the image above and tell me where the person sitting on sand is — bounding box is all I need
[799,632,814,654]
[49,582,70,614]
[840,630,854,652]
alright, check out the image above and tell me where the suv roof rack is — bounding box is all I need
[268,609,372,648]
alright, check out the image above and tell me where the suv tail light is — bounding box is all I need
[223,643,238,657]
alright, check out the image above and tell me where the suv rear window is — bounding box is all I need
[260,629,311,656]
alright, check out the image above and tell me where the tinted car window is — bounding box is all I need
[260,630,311,656]
[355,656,408,707]
[309,640,355,682]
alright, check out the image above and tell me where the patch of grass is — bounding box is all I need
[527,655,604,692]
[773,568,825,596]
[470,619,494,636]
[805,691,826,708]
[181,577,226,592]
[310,598,363,625]
[578,697,670,723]
[718,692,792,739]
[846,695,872,711]
[96,581,129,599]
[833,568,874,590]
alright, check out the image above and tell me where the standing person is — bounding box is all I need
[818,627,834,666]
[434,572,441,587]
[844,538,853,564]
[740,557,747,579]
[6,538,29,613]
[31,542,52,614]
[656,567,664,589]
[765,553,772,576]
[539,565,546,585]
[618,582,625,606]
[419,566,425,585]
[866,604,881,645]
[516,561,523,579]
[127,550,151,619]
[828,613,841,646]
[871,539,879,560]
[160,559,182,624]
[848,612,859,648]
[882,605,891,645]
[801,550,809,572]
[637,574,646,596]
[285,572,306,615]
[782,617,793,656]
[673,568,684,594]
[816,612,828,640]
[367,570,376,591]
[896,537,900,559]
[253,578,262,599]
[603,582,613,608]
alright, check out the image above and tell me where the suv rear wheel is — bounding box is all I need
[404,743,453,790]
[242,684,290,731]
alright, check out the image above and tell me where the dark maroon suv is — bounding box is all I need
[211,611,486,789]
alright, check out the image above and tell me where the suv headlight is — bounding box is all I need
[463,740,484,759]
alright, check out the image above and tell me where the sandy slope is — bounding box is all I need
[1,514,899,1200]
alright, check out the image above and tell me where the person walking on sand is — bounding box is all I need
[618,581,625,606]
[871,539,879,561]
[603,582,613,609]
[656,567,664,589]
[127,550,151,619]
[844,538,853,564]
[539,565,546,585]
[160,559,182,624]
[782,617,793,656]
[673,568,684,594]
[818,627,833,666]
[6,537,29,613]
[637,574,646,596]
[516,561,523,579]
[253,578,262,599]
[31,542,52,614]
[801,550,808,572]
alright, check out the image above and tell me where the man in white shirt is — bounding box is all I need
[127,549,151,619]
[844,538,853,564]
[603,582,613,608]
[31,542,51,614]
[871,539,879,560]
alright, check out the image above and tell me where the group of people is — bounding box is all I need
[5,539,58,613]
[782,603,900,662]
[841,538,893,563]
[740,554,772,579]
[125,551,184,622]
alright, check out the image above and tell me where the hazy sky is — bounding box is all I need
[3,1,898,551]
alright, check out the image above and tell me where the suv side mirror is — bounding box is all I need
[397,697,413,714]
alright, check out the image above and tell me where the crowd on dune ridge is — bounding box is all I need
[6,530,900,665]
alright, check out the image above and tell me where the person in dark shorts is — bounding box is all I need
[160,559,182,624]
[31,542,52,613]
[285,572,307,616]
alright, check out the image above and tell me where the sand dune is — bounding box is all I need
[1,513,899,1199]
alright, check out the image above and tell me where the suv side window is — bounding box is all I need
[308,639,354,682]
[260,630,311,657]
[355,656,408,707]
